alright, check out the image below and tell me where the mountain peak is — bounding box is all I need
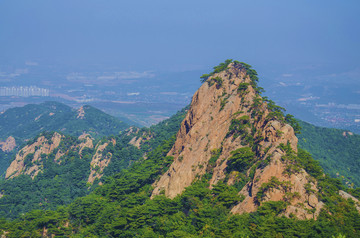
[152,60,323,219]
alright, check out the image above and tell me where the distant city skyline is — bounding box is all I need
[0,86,49,97]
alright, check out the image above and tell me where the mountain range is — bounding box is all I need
[0,61,359,237]
[0,101,129,144]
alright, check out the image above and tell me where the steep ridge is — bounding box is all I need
[152,61,323,218]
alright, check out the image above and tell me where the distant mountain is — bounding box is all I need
[0,101,131,177]
[298,120,360,187]
[0,101,130,146]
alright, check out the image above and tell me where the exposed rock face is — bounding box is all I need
[78,133,94,154]
[152,64,253,198]
[87,138,116,184]
[339,190,360,212]
[5,132,95,180]
[0,136,16,152]
[6,133,63,179]
[152,62,323,219]
[129,132,152,149]
[77,106,85,119]
[126,127,139,136]
[231,153,324,219]
[342,131,354,137]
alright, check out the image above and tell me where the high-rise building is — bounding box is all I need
[0,86,50,97]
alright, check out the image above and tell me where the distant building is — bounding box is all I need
[0,86,49,97]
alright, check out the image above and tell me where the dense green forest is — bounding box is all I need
[0,101,129,143]
[298,120,360,187]
[0,134,358,237]
[0,101,131,178]
[0,150,15,177]
[0,108,186,220]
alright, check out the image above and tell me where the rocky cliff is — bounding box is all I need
[88,138,116,184]
[5,132,94,179]
[6,132,63,179]
[152,61,323,219]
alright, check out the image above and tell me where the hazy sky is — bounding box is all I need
[1,0,359,71]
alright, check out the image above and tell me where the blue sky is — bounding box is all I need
[0,0,359,72]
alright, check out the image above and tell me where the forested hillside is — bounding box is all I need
[0,108,186,219]
[298,120,360,187]
[0,101,132,177]
[0,101,129,143]
[1,131,358,237]
[0,61,359,237]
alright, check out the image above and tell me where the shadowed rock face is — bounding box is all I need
[152,62,323,219]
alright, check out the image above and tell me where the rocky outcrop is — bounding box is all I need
[339,190,360,212]
[78,133,94,154]
[152,63,253,198]
[0,136,16,152]
[129,132,152,149]
[151,62,323,219]
[5,132,97,180]
[87,138,116,184]
[231,151,324,219]
[5,133,63,179]
[77,106,85,119]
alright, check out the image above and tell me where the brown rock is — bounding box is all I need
[339,190,360,212]
[5,132,63,179]
[77,106,85,119]
[129,132,152,149]
[151,62,323,219]
[0,136,16,152]
[77,133,94,155]
[87,139,116,184]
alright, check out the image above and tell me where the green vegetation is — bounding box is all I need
[0,61,359,236]
[207,76,223,88]
[200,59,233,83]
[205,148,222,177]
[256,177,292,203]
[298,120,360,187]
[227,115,251,139]
[0,149,92,219]
[0,102,130,180]
[0,150,15,177]
[285,114,301,134]
[0,140,358,237]
[233,61,262,93]
[0,101,129,143]
[0,107,187,219]
[143,106,187,152]
[238,82,250,93]
[227,147,255,173]
[200,60,264,95]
